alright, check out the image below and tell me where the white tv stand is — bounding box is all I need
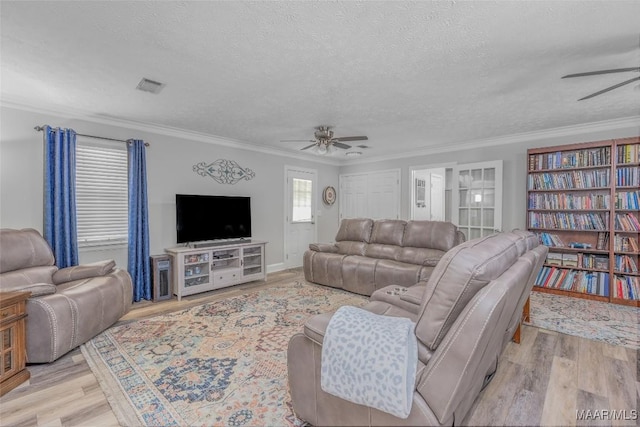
[166,240,267,301]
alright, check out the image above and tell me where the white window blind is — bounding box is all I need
[76,141,128,247]
[292,178,312,222]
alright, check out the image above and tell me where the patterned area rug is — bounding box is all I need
[528,291,640,349]
[81,281,367,427]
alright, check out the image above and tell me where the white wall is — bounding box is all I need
[2,104,637,269]
[339,122,640,232]
[0,105,341,270]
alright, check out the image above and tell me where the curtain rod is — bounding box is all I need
[34,126,150,147]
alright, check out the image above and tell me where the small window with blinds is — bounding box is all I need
[76,140,128,247]
[292,178,312,222]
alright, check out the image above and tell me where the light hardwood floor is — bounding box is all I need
[1,269,637,426]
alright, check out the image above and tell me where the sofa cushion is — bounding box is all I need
[364,243,401,261]
[335,218,374,243]
[0,228,55,273]
[370,220,406,246]
[396,247,446,266]
[402,221,459,252]
[335,241,367,256]
[415,232,525,350]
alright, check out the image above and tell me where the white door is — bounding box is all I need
[341,174,368,219]
[430,172,445,221]
[452,160,503,240]
[284,167,317,268]
[340,169,401,220]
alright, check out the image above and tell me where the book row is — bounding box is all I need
[528,193,610,210]
[528,147,611,171]
[615,213,640,231]
[546,252,607,269]
[616,144,640,165]
[613,275,640,300]
[615,255,639,274]
[529,212,609,230]
[615,191,639,210]
[616,166,639,187]
[536,232,566,247]
[528,169,610,190]
[614,234,640,252]
[535,266,609,296]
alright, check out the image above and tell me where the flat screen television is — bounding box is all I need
[176,194,251,243]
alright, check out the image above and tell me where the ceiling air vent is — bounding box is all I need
[136,78,165,94]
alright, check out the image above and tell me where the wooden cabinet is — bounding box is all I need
[166,240,267,300]
[0,291,30,396]
[527,137,639,306]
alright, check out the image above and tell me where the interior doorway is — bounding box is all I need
[410,167,451,221]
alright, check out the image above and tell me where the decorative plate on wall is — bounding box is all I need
[323,186,336,205]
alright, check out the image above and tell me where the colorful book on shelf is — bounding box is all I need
[569,242,592,249]
[596,232,608,250]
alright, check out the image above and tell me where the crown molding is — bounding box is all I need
[4,98,638,167]
[1,98,343,166]
[343,116,640,165]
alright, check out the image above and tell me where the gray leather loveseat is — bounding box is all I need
[0,228,132,363]
[289,230,547,426]
[303,218,465,295]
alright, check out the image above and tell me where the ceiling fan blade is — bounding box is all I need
[333,136,368,142]
[332,142,352,150]
[300,143,317,151]
[281,139,315,143]
[577,76,640,100]
[562,67,640,79]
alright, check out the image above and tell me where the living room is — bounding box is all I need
[1,1,639,426]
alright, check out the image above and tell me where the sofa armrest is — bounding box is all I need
[0,281,56,297]
[308,243,338,253]
[400,285,425,305]
[52,260,116,284]
[303,311,334,345]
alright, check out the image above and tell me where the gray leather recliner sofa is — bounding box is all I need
[288,230,547,426]
[0,228,132,363]
[303,218,465,295]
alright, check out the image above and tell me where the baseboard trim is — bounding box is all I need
[266,263,286,274]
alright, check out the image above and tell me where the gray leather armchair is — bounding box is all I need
[0,228,132,363]
[288,230,547,426]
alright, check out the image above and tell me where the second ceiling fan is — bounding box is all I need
[282,126,368,154]
[562,67,640,100]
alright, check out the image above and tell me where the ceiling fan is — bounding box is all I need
[281,126,368,155]
[562,67,640,100]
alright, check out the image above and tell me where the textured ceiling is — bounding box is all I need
[2,1,639,161]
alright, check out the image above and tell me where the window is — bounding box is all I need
[291,178,312,222]
[75,140,128,247]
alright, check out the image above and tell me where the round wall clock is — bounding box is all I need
[323,186,337,205]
